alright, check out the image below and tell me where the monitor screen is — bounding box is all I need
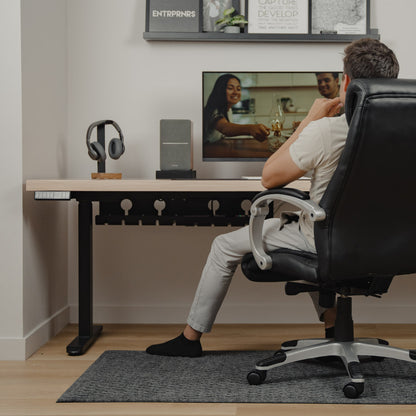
[202,71,342,161]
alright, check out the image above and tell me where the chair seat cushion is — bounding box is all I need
[241,248,319,283]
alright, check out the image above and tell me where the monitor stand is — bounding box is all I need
[156,170,197,179]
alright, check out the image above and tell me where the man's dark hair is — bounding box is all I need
[343,38,400,79]
[315,72,339,80]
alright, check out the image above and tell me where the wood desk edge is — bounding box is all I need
[25,178,310,193]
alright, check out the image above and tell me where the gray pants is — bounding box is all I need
[187,217,325,333]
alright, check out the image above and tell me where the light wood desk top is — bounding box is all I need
[25,178,310,193]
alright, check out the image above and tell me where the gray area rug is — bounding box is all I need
[58,350,416,404]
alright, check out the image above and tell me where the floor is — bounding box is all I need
[1,323,416,416]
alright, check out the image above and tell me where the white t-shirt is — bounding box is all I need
[289,114,349,247]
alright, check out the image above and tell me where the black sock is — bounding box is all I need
[325,326,335,339]
[146,333,202,357]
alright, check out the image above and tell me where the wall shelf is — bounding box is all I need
[143,30,380,43]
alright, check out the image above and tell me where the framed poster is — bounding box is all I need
[202,0,241,32]
[247,0,309,34]
[146,0,201,32]
[311,0,369,35]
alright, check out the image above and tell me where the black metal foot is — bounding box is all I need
[66,325,103,356]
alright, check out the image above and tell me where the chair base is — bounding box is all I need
[247,337,416,398]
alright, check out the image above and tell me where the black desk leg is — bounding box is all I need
[67,199,102,355]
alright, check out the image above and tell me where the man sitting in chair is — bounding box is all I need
[146,38,400,358]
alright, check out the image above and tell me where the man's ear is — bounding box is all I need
[343,73,351,91]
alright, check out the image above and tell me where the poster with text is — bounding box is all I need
[248,0,309,34]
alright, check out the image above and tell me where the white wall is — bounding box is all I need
[64,0,416,328]
[0,0,69,360]
[3,0,415,360]
[21,0,69,359]
[0,0,24,359]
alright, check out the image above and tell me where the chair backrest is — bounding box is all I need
[315,78,416,282]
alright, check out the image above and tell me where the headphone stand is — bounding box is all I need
[87,120,125,180]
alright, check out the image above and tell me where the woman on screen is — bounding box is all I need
[203,73,270,143]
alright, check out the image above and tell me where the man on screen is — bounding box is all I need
[316,72,341,99]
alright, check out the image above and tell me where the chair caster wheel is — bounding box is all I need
[247,370,267,385]
[343,382,364,398]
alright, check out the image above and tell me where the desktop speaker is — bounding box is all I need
[160,119,193,171]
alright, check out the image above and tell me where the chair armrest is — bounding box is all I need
[249,187,326,270]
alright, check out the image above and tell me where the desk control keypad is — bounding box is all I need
[34,191,71,200]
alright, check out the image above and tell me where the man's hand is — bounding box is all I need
[261,97,342,189]
[305,97,343,122]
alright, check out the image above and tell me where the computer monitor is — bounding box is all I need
[202,71,342,162]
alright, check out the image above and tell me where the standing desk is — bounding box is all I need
[25,179,309,355]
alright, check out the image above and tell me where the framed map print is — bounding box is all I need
[311,0,369,35]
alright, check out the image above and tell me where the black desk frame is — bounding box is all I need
[65,189,261,355]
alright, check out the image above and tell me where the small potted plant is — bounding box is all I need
[216,7,248,33]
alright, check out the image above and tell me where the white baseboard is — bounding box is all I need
[69,303,416,324]
[2,302,415,360]
[0,306,70,360]
[24,306,70,359]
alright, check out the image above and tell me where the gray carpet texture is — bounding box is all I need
[57,350,416,404]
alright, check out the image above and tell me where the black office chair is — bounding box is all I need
[241,78,416,398]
